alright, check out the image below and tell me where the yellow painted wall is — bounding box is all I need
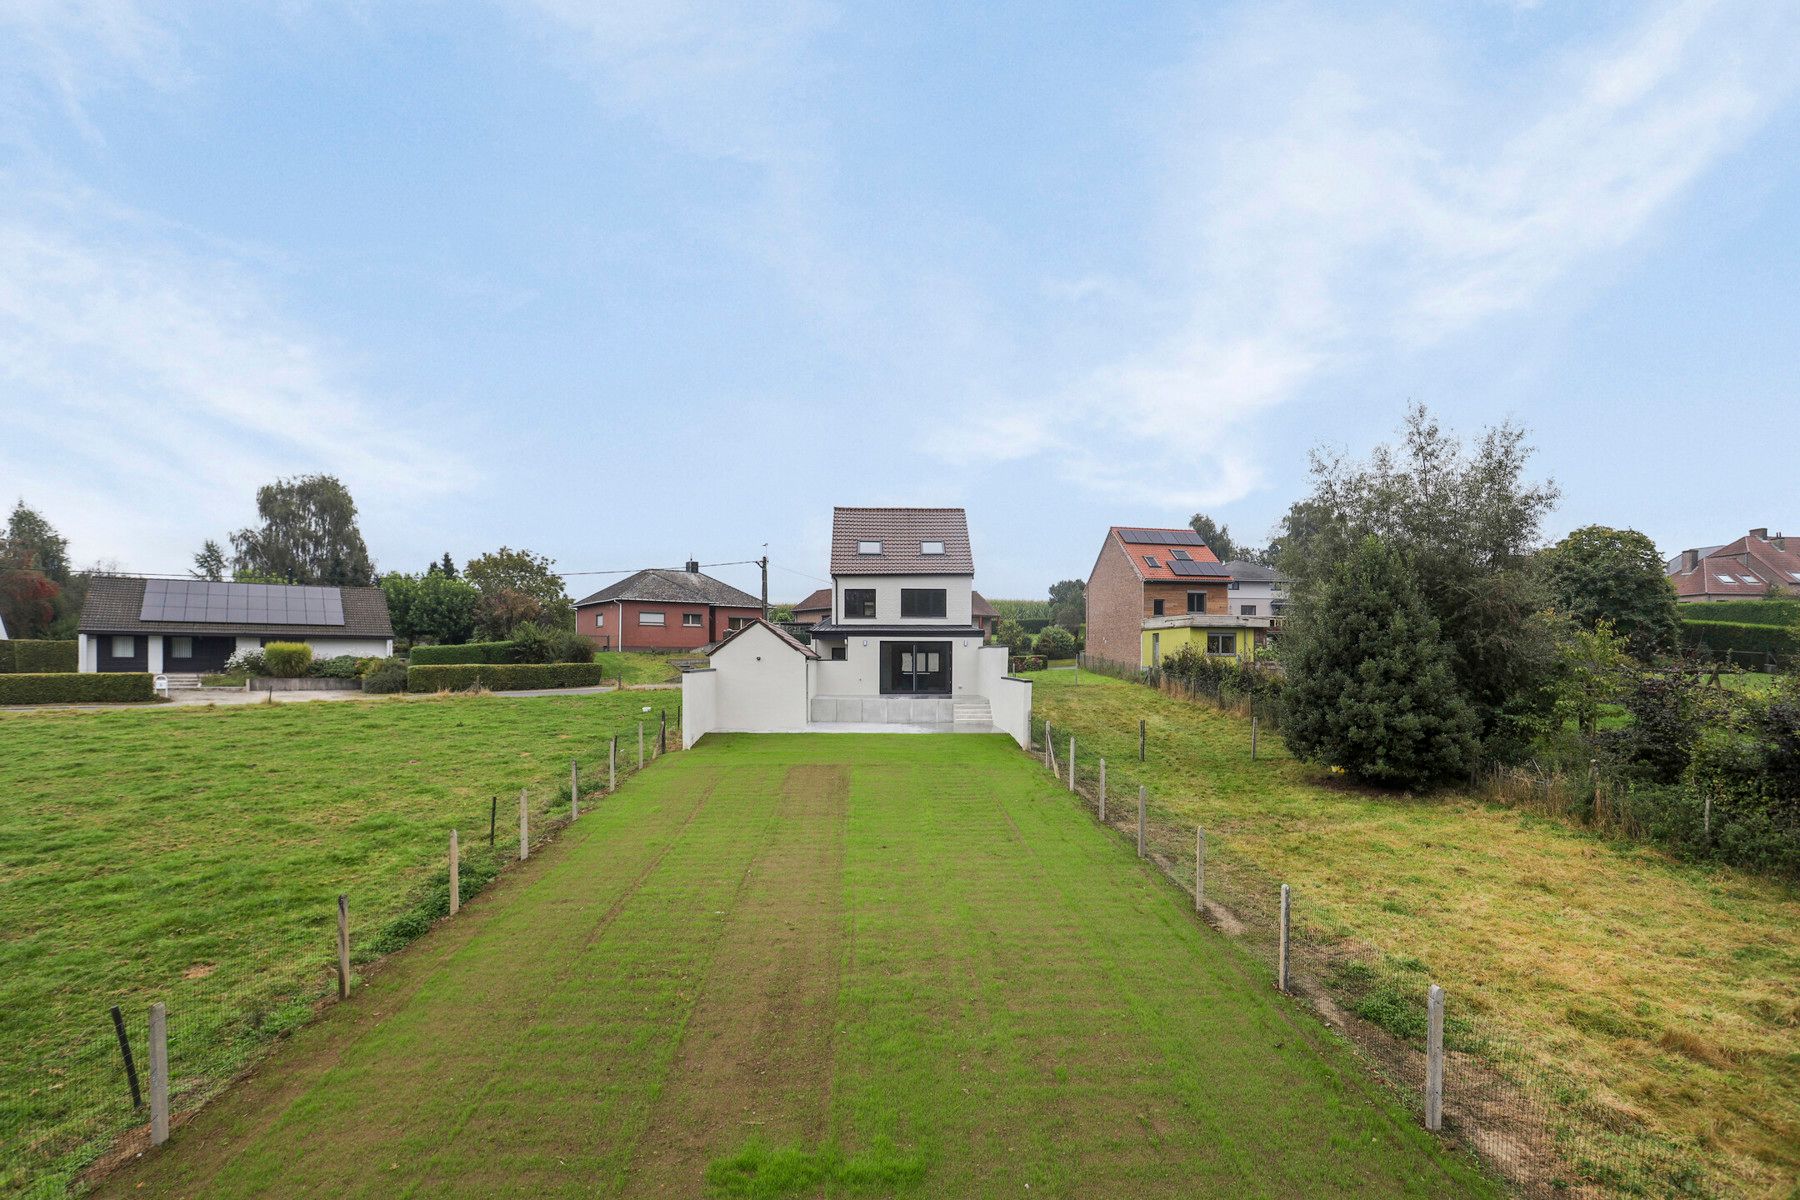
[1141,625,1255,667]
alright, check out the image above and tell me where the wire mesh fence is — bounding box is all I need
[3,711,679,1198]
[1032,716,1714,1199]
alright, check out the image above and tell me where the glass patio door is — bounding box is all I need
[880,641,951,695]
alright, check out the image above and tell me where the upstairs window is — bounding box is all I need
[921,540,945,555]
[858,540,882,555]
[1240,603,1257,616]
[843,589,876,618]
[1142,555,1159,569]
[1187,592,1206,614]
[901,588,947,618]
[1152,599,1165,616]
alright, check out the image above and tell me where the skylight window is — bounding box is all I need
[858,540,882,555]
[1171,548,1192,561]
[1143,555,1159,569]
[1715,574,1736,585]
[921,541,945,555]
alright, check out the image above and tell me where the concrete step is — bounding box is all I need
[159,673,204,689]
[952,699,992,725]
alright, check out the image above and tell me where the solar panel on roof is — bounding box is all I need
[1169,559,1227,577]
[137,579,346,626]
[1120,528,1204,546]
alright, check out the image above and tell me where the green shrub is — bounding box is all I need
[361,656,410,694]
[0,640,79,673]
[224,649,267,676]
[262,642,314,677]
[409,640,514,665]
[1009,655,1047,673]
[545,628,596,664]
[1019,617,1051,634]
[0,672,156,705]
[405,662,606,693]
[508,623,553,662]
[310,655,361,679]
[1035,626,1077,659]
[1680,619,1798,661]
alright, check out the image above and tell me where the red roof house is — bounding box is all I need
[1666,528,1800,602]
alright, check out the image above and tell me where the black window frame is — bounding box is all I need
[900,588,947,619]
[1152,598,1165,616]
[1187,591,1206,614]
[843,589,877,619]
[1239,603,1257,616]
[1207,632,1236,655]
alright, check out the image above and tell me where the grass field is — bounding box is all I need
[1026,669,1800,1197]
[91,733,1493,1199]
[0,690,679,1196]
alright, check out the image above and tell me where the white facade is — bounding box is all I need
[707,623,812,731]
[827,572,975,625]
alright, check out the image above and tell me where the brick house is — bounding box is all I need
[1085,526,1236,667]
[574,562,763,651]
[1665,528,1799,602]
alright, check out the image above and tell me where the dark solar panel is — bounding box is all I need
[138,579,345,625]
[1169,559,1228,577]
[1120,528,1205,546]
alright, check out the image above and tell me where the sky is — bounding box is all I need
[2,0,1796,602]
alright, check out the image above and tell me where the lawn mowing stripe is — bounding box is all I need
[621,763,847,1196]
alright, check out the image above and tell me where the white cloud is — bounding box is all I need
[0,194,471,570]
[978,0,1800,507]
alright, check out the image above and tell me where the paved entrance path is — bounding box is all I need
[97,735,1494,1199]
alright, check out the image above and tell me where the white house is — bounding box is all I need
[1219,561,1290,621]
[682,507,1031,746]
[76,576,394,677]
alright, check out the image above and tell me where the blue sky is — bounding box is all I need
[2,1,1796,601]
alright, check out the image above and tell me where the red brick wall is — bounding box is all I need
[1085,535,1144,667]
[576,601,763,651]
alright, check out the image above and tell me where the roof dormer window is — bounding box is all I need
[921,541,944,555]
[858,540,883,555]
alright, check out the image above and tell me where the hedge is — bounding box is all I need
[410,641,516,665]
[0,672,156,705]
[1681,599,1800,627]
[1681,619,1800,659]
[406,662,607,693]
[0,639,79,674]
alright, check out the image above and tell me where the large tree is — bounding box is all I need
[228,475,377,586]
[382,570,479,645]
[191,539,229,582]
[1047,579,1085,632]
[1281,536,1479,789]
[1188,513,1240,564]
[1287,404,1560,758]
[6,502,70,584]
[464,547,572,637]
[1538,525,1679,658]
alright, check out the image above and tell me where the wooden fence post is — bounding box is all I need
[610,736,618,791]
[1277,884,1291,993]
[1195,826,1205,911]
[1043,719,1052,770]
[1251,715,1258,761]
[336,894,350,999]
[570,758,579,819]
[638,723,645,769]
[1426,984,1445,1131]
[1098,759,1107,821]
[519,789,530,860]
[148,1001,169,1147]
[489,796,496,847]
[1067,737,1075,793]
[660,709,667,754]
[449,829,460,916]
[1139,719,1146,762]
[1137,785,1146,858]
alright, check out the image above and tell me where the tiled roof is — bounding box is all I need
[831,507,973,575]
[1218,560,1288,584]
[575,568,762,609]
[792,587,832,615]
[77,576,393,638]
[1666,531,1800,600]
[706,617,820,659]
[1111,526,1224,582]
[971,590,997,618]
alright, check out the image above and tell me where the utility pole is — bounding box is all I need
[759,549,769,619]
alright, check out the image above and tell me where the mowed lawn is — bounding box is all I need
[1027,669,1800,1197]
[96,734,1493,1199]
[0,691,678,1196]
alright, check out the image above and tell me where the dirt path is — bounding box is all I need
[619,764,848,1196]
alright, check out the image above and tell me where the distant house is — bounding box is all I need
[1086,526,1272,668]
[1218,561,1291,622]
[574,561,763,651]
[791,587,831,627]
[1666,528,1799,602]
[970,591,1000,639]
[77,577,393,675]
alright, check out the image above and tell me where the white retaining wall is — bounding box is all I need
[681,668,718,746]
[977,645,1032,748]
